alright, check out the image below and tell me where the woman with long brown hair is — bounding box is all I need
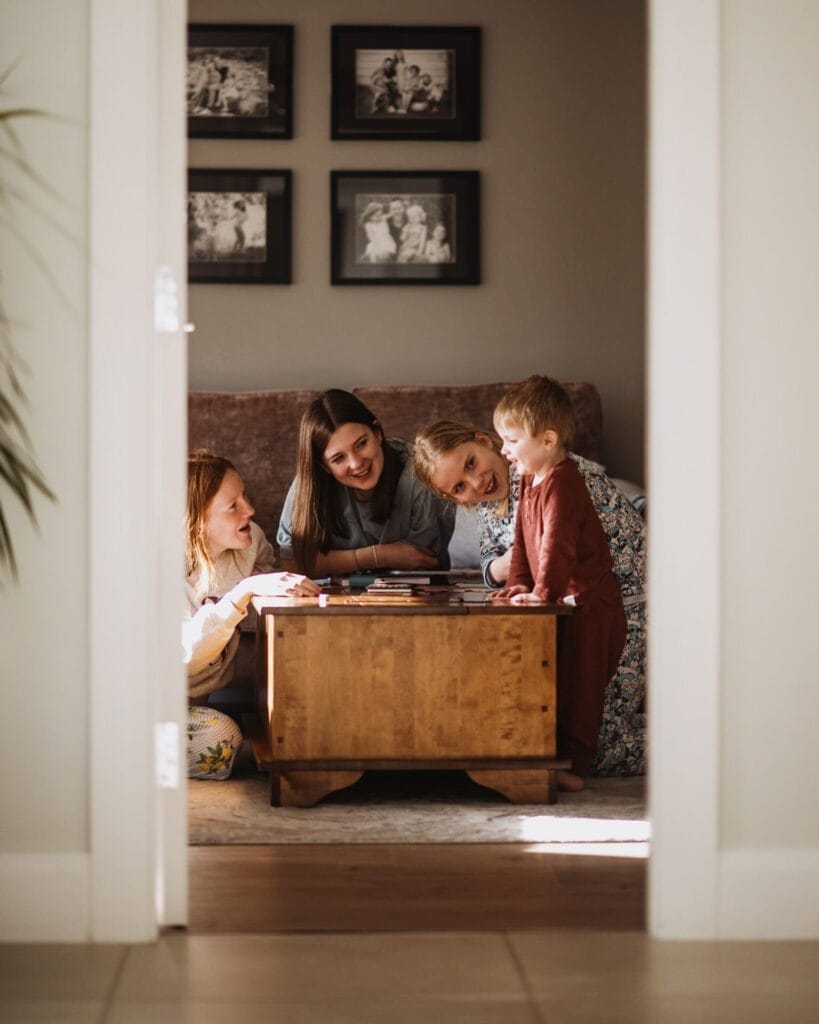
[277,389,453,576]
[184,450,319,779]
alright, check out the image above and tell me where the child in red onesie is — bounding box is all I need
[489,376,626,792]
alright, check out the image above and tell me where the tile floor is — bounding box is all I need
[2,930,819,1023]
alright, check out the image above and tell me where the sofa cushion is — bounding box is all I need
[188,389,319,548]
[351,381,603,463]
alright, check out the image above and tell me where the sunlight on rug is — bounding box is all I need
[188,745,648,846]
[518,815,649,843]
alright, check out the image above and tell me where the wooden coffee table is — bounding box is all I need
[249,589,571,807]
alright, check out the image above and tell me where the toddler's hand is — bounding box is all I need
[489,584,528,601]
[510,591,547,605]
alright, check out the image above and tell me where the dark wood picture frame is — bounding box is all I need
[187,24,293,139]
[188,169,292,285]
[331,170,480,285]
[331,25,481,141]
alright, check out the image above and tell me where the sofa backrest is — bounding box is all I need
[188,380,602,563]
[351,381,602,463]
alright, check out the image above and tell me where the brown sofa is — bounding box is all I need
[188,380,604,564]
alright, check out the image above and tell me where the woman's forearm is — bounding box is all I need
[486,548,513,587]
[310,541,434,575]
[310,544,382,576]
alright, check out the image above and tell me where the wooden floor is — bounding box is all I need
[188,842,647,933]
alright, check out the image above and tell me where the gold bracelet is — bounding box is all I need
[371,544,378,568]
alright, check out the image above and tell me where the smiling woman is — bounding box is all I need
[277,389,454,577]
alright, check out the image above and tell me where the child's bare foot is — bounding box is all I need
[557,770,585,792]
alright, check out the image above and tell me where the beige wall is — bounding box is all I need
[721,0,819,850]
[648,0,819,939]
[188,0,646,483]
[0,0,89,853]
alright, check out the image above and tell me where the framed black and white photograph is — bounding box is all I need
[187,24,293,139]
[331,26,481,141]
[188,169,292,284]
[331,171,480,285]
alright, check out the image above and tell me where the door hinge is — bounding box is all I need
[153,265,180,333]
[155,721,181,788]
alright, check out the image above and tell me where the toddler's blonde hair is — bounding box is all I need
[493,375,575,448]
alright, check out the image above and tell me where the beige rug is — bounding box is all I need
[188,746,648,845]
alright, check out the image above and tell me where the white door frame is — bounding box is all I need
[84,0,729,941]
[88,0,188,941]
[647,0,722,938]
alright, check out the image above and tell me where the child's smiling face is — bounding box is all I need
[493,417,554,478]
[429,437,509,505]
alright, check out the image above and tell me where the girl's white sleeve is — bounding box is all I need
[182,597,246,676]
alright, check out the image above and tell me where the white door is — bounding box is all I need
[89,0,188,939]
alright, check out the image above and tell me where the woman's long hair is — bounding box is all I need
[291,389,403,574]
[186,450,235,583]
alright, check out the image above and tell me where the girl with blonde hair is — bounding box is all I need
[185,450,319,779]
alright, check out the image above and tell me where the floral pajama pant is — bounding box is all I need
[592,597,647,776]
[187,706,242,780]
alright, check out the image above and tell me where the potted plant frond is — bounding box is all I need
[0,66,56,582]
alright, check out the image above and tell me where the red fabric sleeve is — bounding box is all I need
[532,475,580,601]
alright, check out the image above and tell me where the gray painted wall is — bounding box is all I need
[188,0,646,483]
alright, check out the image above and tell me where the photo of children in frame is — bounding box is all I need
[188,191,267,263]
[187,47,285,119]
[355,49,454,119]
[355,193,456,265]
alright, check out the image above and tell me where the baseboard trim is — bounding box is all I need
[0,853,90,941]
[718,848,819,939]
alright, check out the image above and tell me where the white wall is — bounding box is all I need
[720,0,819,852]
[187,0,647,483]
[0,3,89,851]
[1,0,188,943]
[649,0,819,939]
[715,0,819,936]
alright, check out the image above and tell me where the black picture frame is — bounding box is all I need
[331,25,481,141]
[187,24,293,139]
[331,171,480,285]
[188,169,292,285]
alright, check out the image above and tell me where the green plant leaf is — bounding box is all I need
[0,67,59,584]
